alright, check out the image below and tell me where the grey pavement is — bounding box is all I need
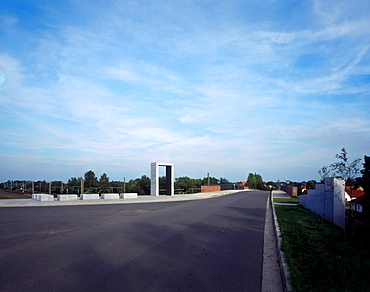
[0,189,288,291]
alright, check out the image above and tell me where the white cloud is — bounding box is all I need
[0,0,369,182]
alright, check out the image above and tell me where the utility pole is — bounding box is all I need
[124,177,126,193]
[207,173,210,185]
[49,182,51,195]
[32,181,34,195]
[80,179,84,195]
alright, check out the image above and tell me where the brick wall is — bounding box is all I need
[281,185,298,197]
[201,185,221,193]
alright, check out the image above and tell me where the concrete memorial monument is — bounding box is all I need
[150,162,174,196]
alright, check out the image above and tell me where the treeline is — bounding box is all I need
[66,170,228,195]
[1,170,240,195]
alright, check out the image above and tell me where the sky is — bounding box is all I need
[0,0,369,183]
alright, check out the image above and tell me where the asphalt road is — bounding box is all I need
[0,191,269,291]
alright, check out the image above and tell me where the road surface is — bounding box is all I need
[0,191,269,291]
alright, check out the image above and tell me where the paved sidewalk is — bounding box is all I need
[272,190,292,198]
[0,190,244,207]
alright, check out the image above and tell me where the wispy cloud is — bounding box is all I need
[0,0,369,182]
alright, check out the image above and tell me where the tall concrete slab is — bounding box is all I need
[299,194,309,209]
[324,178,335,222]
[307,189,316,213]
[333,178,346,230]
[323,178,345,229]
[315,183,325,217]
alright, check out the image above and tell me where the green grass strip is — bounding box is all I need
[273,197,299,204]
[275,204,370,292]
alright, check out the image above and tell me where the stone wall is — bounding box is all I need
[299,177,345,229]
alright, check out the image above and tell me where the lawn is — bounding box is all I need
[273,197,299,204]
[275,204,370,292]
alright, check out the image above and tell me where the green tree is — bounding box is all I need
[219,177,230,184]
[139,175,151,195]
[307,180,316,189]
[68,177,82,186]
[159,176,166,194]
[255,174,264,190]
[84,170,98,187]
[330,148,361,184]
[99,173,110,193]
[247,173,256,189]
[175,176,202,193]
[126,175,151,195]
[247,173,264,190]
[201,176,219,185]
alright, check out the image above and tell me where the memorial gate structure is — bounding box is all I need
[150,162,174,196]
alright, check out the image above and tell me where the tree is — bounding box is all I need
[175,177,202,193]
[255,174,264,189]
[68,177,82,186]
[247,173,256,189]
[318,166,330,182]
[138,175,151,195]
[330,148,361,184]
[126,175,151,195]
[247,173,264,190]
[201,176,219,185]
[84,170,98,187]
[219,177,230,184]
[307,180,316,189]
[99,173,110,193]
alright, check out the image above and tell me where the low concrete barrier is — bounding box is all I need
[58,194,78,201]
[120,193,138,199]
[33,193,48,200]
[101,193,119,200]
[37,194,54,202]
[80,194,100,200]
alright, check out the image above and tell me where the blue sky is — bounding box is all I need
[0,0,369,183]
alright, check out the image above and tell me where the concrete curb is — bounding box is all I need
[271,191,293,292]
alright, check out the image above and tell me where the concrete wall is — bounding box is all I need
[299,178,345,229]
[201,185,221,193]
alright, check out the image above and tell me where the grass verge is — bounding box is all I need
[273,197,299,204]
[275,204,370,292]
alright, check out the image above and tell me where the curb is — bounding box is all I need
[270,191,293,292]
